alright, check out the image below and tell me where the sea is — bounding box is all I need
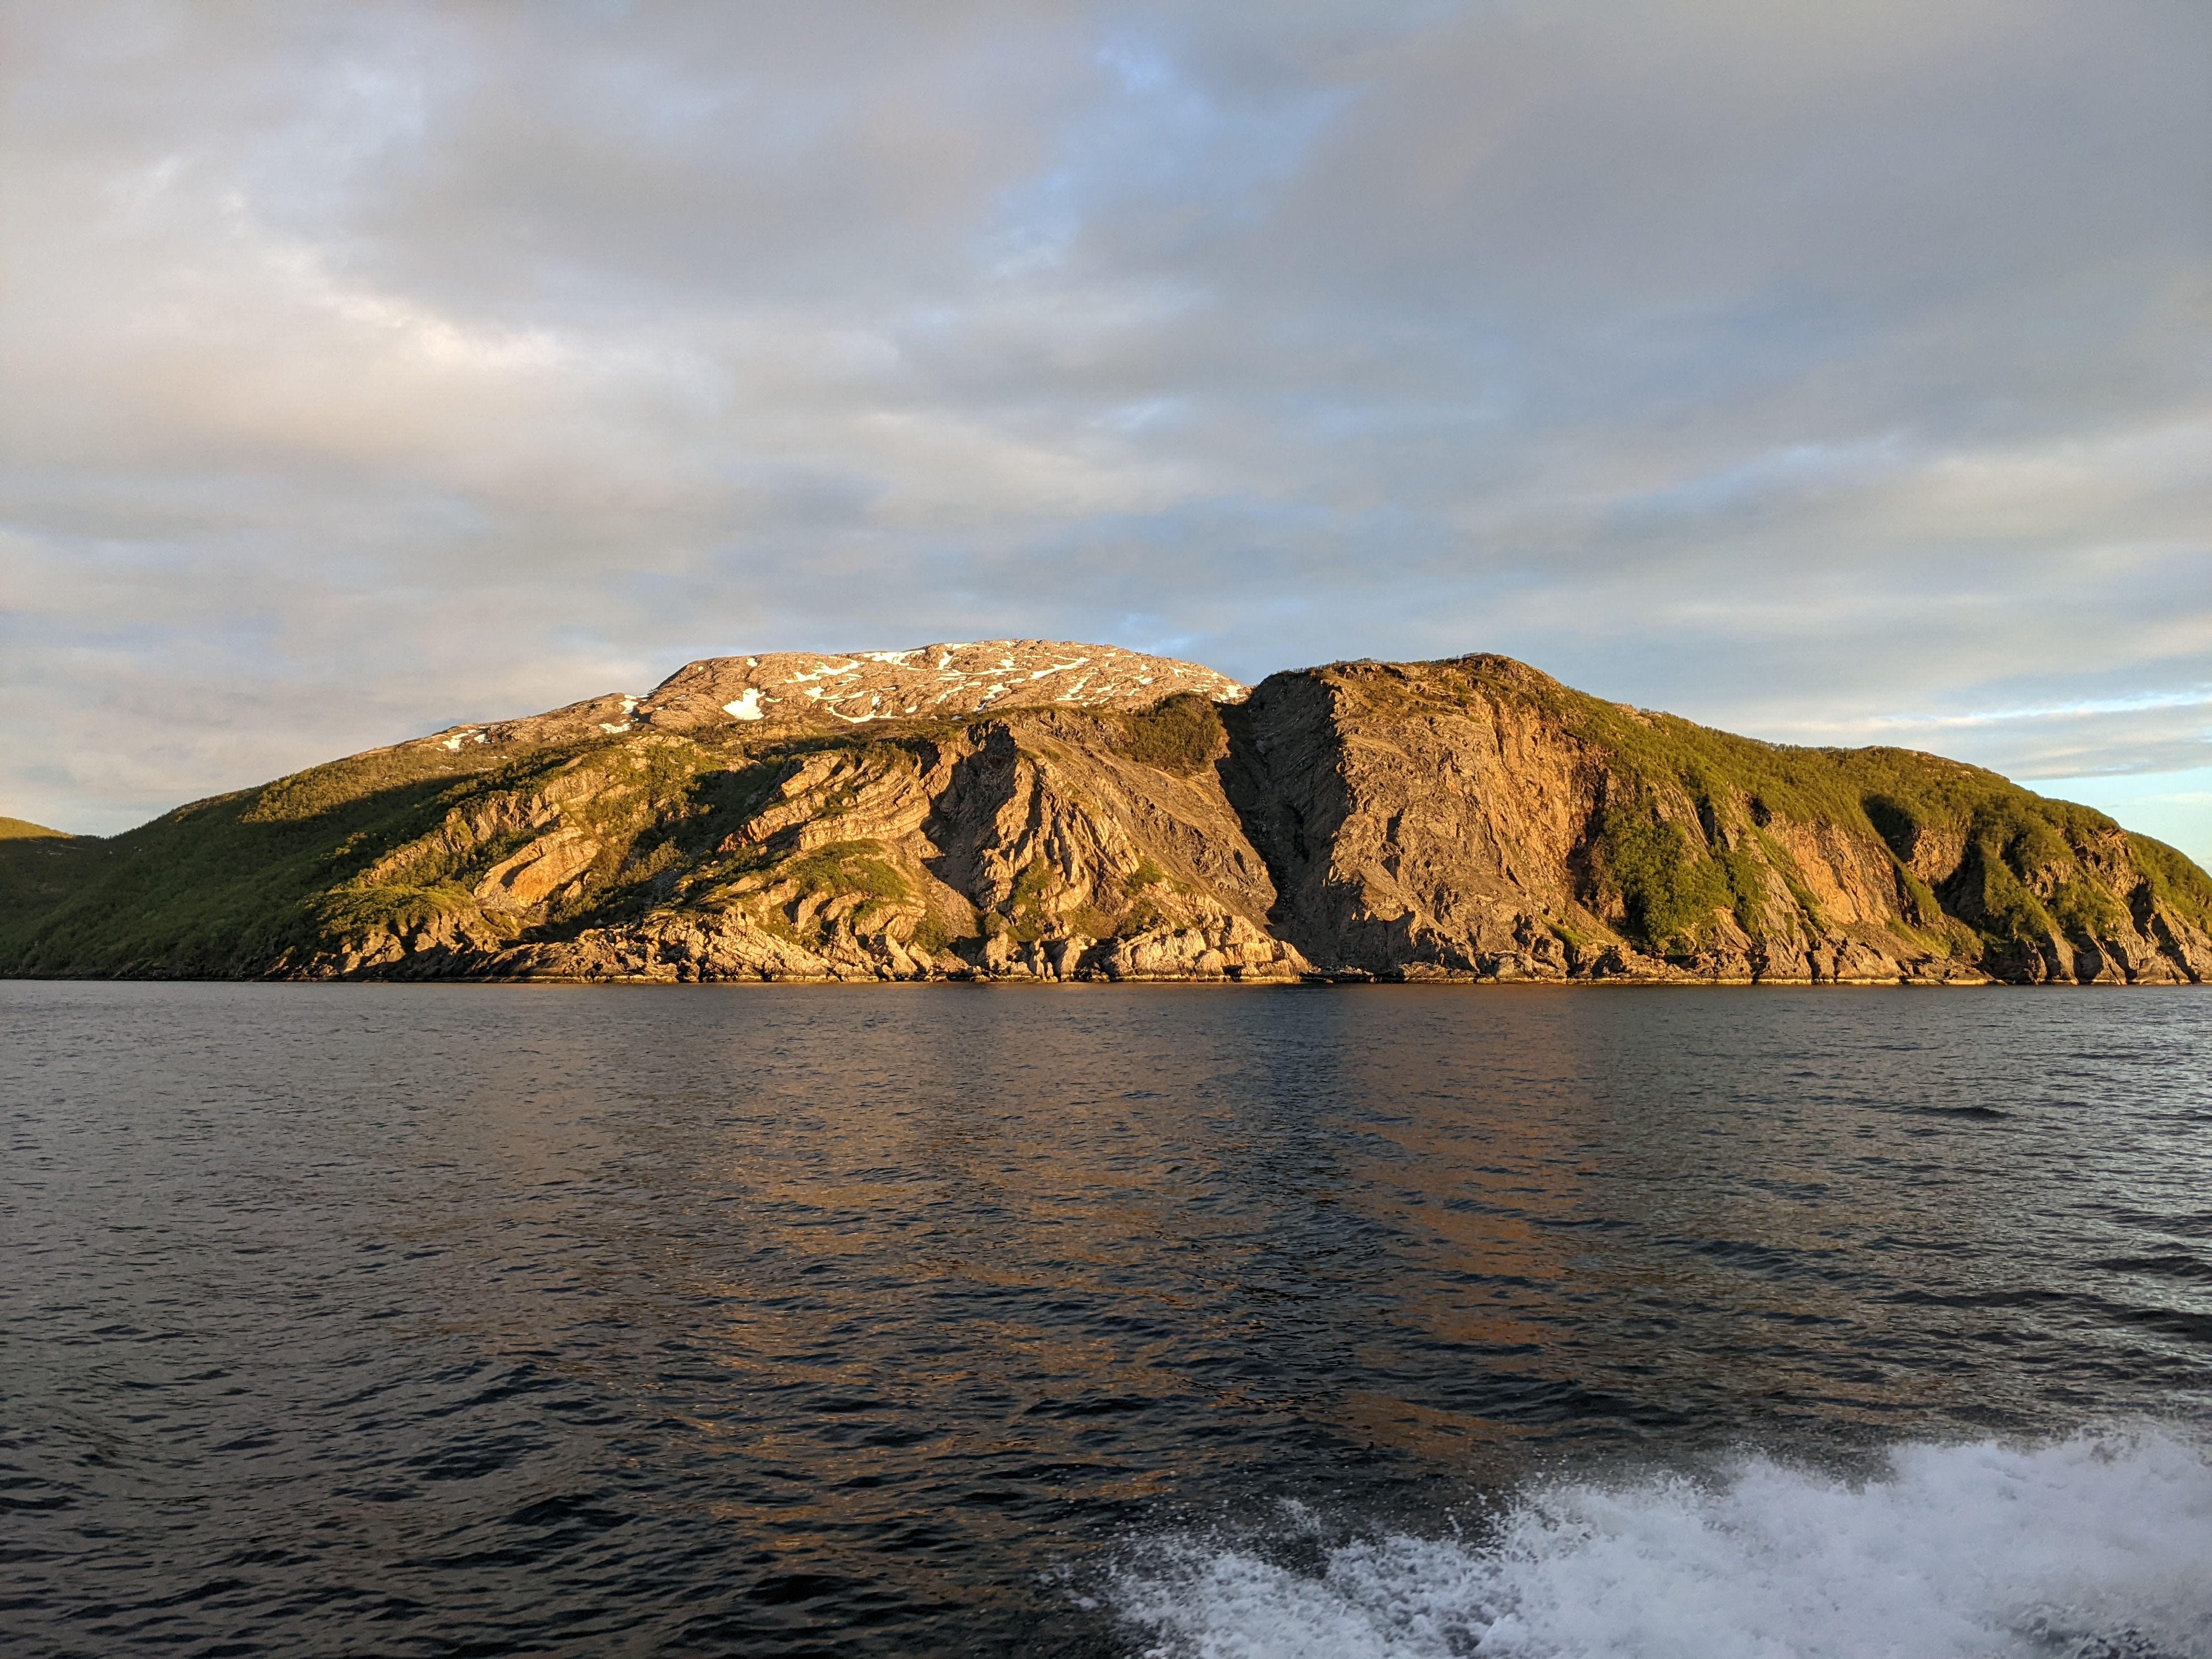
[3,981,2208,1658]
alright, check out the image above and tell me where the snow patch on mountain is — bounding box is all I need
[633,640,1247,731]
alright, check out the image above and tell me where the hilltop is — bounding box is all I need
[3,641,2208,985]
[0,816,72,840]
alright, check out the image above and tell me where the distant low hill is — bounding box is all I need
[1,816,71,839]
[4,641,2208,985]
[0,817,105,935]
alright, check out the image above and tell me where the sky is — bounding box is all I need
[3,1,2208,864]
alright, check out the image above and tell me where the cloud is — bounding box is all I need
[2,0,2207,837]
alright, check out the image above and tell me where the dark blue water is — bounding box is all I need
[3,984,2208,1657]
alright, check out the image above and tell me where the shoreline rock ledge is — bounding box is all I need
[4,642,2208,985]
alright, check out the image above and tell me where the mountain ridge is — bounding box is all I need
[4,644,2208,985]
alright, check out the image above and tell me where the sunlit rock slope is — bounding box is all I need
[4,644,2208,985]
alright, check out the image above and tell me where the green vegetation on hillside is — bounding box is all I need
[0,741,518,975]
[1116,693,1226,774]
[1588,806,1762,954]
[0,823,107,941]
[1402,654,2212,961]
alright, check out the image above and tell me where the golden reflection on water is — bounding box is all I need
[380,984,2142,1546]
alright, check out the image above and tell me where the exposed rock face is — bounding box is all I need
[1223,656,2211,985]
[4,647,2208,986]
[382,709,1306,984]
[419,640,1246,751]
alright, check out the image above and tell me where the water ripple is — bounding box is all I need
[2,982,2207,1655]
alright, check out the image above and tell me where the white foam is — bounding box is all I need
[1110,1431,2212,1659]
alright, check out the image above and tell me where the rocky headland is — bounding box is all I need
[4,641,2208,985]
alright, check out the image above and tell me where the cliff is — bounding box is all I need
[5,643,2208,985]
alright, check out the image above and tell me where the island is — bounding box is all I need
[4,642,2207,984]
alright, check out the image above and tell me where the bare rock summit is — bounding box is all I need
[639,640,1246,732]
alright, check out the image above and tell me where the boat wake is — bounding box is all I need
[1110,1431,2212,1658]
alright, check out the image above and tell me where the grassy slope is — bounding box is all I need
[0,743,530,976]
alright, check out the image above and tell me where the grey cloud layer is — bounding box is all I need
[3,0,2206,845]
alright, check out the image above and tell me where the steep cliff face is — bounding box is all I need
[1225,656,2212,985]
[4,647,2207,985]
